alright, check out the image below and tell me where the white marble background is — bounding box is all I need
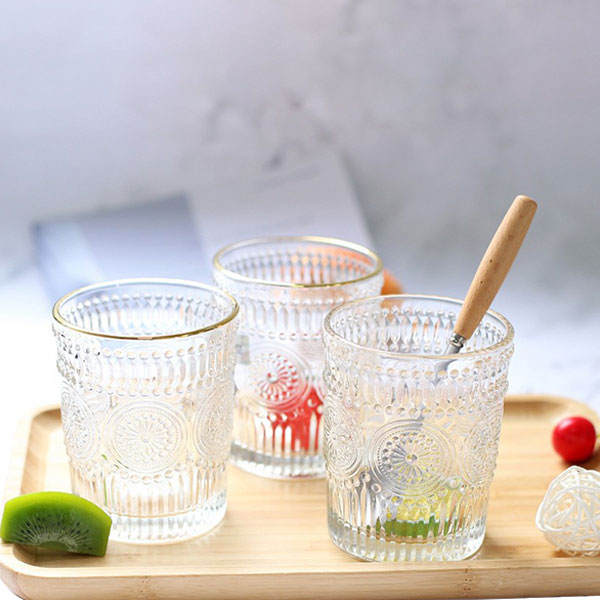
[1,2,599,400]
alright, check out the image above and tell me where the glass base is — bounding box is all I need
[328,510,486,561]
[109,492,226,544]
[231,442,325,479]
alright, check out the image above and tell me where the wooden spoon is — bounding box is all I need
[445,194,537,355]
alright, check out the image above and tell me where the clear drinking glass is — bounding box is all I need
[323,294,514,561]
[52,279,239,543]
[213,236,383,478]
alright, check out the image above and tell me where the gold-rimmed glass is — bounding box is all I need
[323,294,514,561]
[213,236,384,478]
[52,279,239,543]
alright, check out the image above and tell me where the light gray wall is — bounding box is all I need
[1,0,598,298]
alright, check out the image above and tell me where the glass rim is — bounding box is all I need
[212,235,383,289]
[323,293,514,360]
[52,278,240,341]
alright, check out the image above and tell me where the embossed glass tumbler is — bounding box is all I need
[213,236,383,478]
[52,279,239,543]
[323,295,514,561]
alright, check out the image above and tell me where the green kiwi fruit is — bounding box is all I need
[0,491,112,556]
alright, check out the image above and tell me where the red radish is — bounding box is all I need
[552,416,597,463]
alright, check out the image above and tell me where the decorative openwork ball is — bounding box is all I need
[536,465,600,556]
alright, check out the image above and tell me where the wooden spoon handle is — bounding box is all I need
[454,195,537,341]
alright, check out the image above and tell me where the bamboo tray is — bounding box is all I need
[2,395,600,600]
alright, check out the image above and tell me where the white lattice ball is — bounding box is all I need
[536,465,600,556]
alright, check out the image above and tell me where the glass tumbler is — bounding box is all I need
[323,295,514,561]
[213,236,383,478]
[52,279,239,543]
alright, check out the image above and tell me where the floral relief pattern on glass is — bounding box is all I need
[61,384,100,462]
[244,344,310,411]
[324,404,362,479]
[105,401,186,473]
[461,411,503,486]
[369,420,454,497]
[194,384,234,458]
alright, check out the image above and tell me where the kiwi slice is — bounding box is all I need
[0,492,112,556]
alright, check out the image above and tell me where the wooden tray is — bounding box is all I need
[2,395,600,600]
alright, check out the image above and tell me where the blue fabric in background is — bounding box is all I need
[31,152,374,303]
[33,194,205,301]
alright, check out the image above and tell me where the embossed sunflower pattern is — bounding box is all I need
[324,405,362,479]
[194,385,234,458]
[106,402,186,473]
[247,345,309,410]
[461,411,503,486]
[61,385,99,462]
[369,421,453,496]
